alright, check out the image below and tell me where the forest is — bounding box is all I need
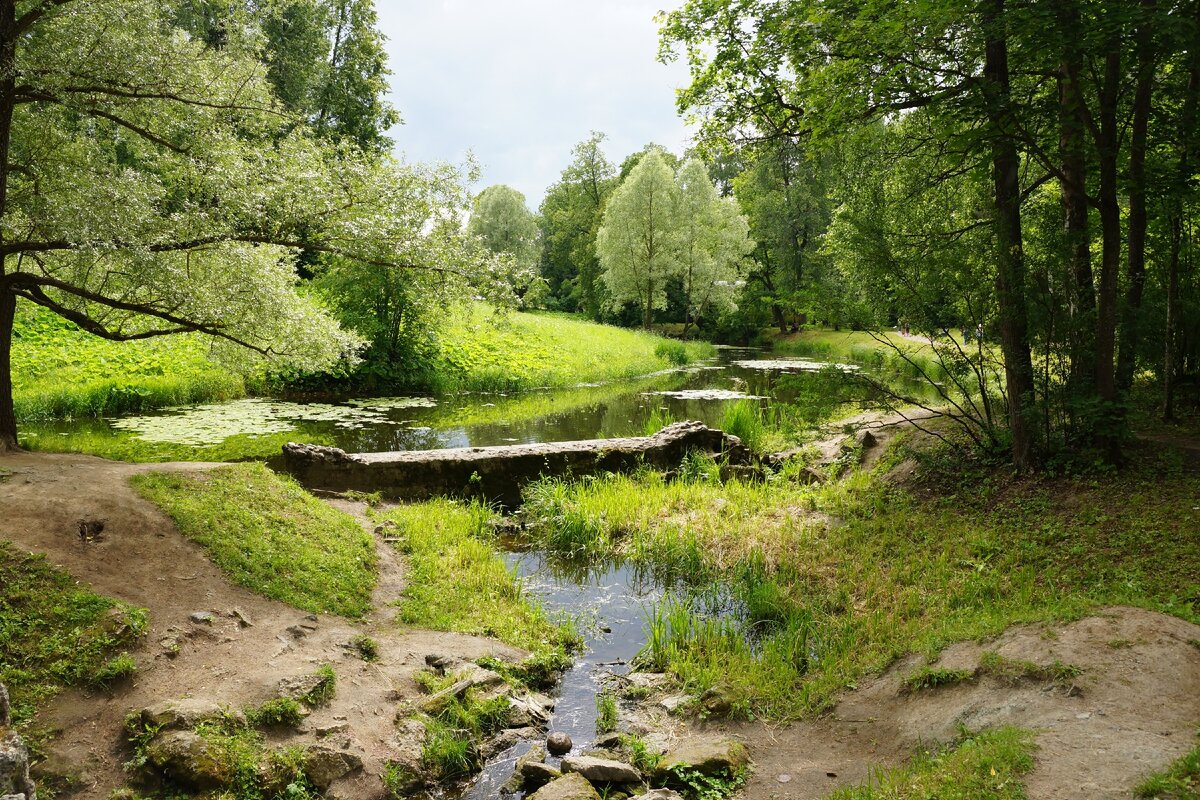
[0,2,1198,800]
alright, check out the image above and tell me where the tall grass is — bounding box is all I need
[721,399,768,453]
[522,439,1200,719]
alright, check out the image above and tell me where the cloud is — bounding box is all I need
[378,0,695,208]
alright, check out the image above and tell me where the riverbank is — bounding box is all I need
[11,301,713,427]
[1,420,1197,799]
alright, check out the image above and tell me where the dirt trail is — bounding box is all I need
[0,451,523,798]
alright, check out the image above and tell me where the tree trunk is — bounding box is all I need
[1094,48,1123,460]
[1058,1,1095,406]
[0,1,17,452]
[1117,0,1157,392]
[984,0,1038,470]
[644,277,653,330]
[1164,216,1182,420]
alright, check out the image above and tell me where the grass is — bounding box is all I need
[0,542,148,726]
[902,666,976,692]
[432,304,714,393]
[246,698,305,728]
[1137,734,1200,799]
[131,463,376,618]
[520,435,1200,720]
[350,634,380,662]
[377,498,579,658]
[828,727,1036,800]
[11,301,248,422]
[19,422,330,463]
[596,691,619,733]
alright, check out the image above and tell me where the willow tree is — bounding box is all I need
[596,149,682,329]
[0,0,466,451]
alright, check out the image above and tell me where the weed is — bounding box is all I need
[382,761,422,797]
[655,340,692,366]
[300,665,337,707]
[828,727,1035,800]
[977,652,1082,687]
[596,692,619,734]
[351,634,381,662]
[132,464,376,618]
[90,653,137,686]
[902,666,976,693]
[662,763,747,800]
[420,717,479,780]
[1136,736,1200,799]
[722,399,768,454]
[379,498,576,660]
[643,405,678,436]
[247,698,305,728]
[624,734,664,773]
[0,543,147,725]
[622,685,652,701]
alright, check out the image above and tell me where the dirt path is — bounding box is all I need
[0,451,524,798]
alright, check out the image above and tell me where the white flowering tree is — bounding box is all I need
[0,0,482,450]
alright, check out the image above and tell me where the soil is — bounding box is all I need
[2,449,1198,800]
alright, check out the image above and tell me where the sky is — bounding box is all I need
[376,1,695,208]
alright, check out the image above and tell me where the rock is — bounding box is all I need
[632,791,685,800]
[719,464,763,483]
[593,732,624,751]
[29,746,88,793]
[0,729,37,800]
[546,731,573,756]
[144,731,230,789]
[655,738,749,778]
[658,695,691,714]
[463,665,505,689]
[316,722,350,738]
[303,744,362,789]
[526,772,603,800]
[424,653,462,673]
[418,678,472,715]
[561,755,641,784]
[507,694,551,727]
[230,608,253,628]
[854,429,877,449]
[385,719,426,793]
[139,699,243,731]
[700,684,735,716]
[790,466,827,485]
[522,761,562,791]
[0,684,9,726]
[625,672,671,691]
[482,729,522,759]
[188,611,215,625]
[277,672,331,705]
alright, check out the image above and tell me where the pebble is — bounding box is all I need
[189,611,215,625]
[777,773,792,783]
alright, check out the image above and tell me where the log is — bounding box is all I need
[281,421,750,505]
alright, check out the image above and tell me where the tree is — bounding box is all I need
[676,158,751,336]
[538,131,617,316]
[0,0,472,451]
[467,185,540,275]
[596,149,682,329]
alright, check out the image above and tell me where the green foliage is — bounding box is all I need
[1137,735,1200,799]
[131,463,376,618]
[420,717,479,780]
[432,305,713,393]
[655,340,692,366]
[662,763,747,800]
[350,634,380,662]
[597,149,684,327]
[378,498,577,659]
[90,653,138,687]
[301,665,338,707]
[0,542,147,724]
[624,733,664,773]
[247,698,305,729]
[721,399,768,454]
[523,440,1200,719]
[596,692,619,734]
[468,185,541,276]
[828,727,1036,800]
[977,652,1083,686]
[902,666,975,693]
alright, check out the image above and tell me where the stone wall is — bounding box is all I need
[282,421,751,505]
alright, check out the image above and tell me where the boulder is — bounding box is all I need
[853,428,877,449]
[385,719,427,793]
[0,730,36,800]
[658,695,691,714]
[526,772,603,800]
[561,755,641,785]
[138,699,242,731]
[699,683,735,716]
[632,790,684,800]
[655,738,749,778]
[522,761,562,791]
[144,731,230,789]
[546,731,572,755]
[303,744,362,789]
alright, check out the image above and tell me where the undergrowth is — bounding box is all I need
[0,542,148,725]
[131,463,376,618]
[521,436,1200,720]
[829,727,1036,800]
[1137,735,1200,799]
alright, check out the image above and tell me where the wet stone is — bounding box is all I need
[527,772,602,800]
[560,755,641,784]
[546,731,573,756]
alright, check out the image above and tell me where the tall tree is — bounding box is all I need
[596,149,682,329]
[467,185,540,275]
[676,158,751,336]
[538,132,617,316]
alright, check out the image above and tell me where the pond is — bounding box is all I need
[28,347,881,460]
